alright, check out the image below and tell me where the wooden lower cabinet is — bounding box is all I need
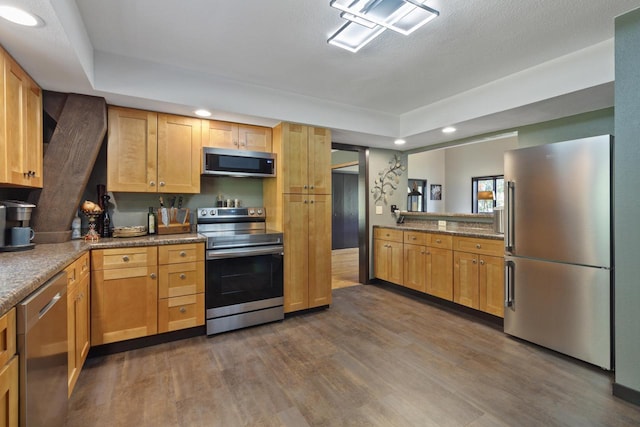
[91,247,158,345]
[0,308,18,427]
[403,243,426,292]
[453,236,505,317]
[426,246,454,300]
[283,194,332,313]
[65,252,91,397]
[374,228,404,285]
[158,243,205,332]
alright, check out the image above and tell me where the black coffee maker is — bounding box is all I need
[0,200,37,251]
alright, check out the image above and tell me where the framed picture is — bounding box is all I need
[430,184,442,200]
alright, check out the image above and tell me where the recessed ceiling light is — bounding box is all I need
[394,139,406,145]
[194,109,211,117]
[0,6,43,27]
[442,126,457,134]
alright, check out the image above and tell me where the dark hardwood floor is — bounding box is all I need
[67,285,640,426]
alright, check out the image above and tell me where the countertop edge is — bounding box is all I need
[374,224,505,240]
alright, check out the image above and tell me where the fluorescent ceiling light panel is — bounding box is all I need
[328,20,386,53]
[331,0,439,36]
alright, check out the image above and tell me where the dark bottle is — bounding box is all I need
[101,194,111,238]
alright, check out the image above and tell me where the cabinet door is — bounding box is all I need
[281,123,309,193]
[308,194,332,308]
[426,246,453,300]
[91,266,158,345]
[283,194,309,312]
[107,107,158,192]
[66,279,78,397]
[239,124,272,152]
[157,114,201,194]
[201,119,238,149]
[453,251,479,309]
[76,276,91,369]
[373,239,389,281]
[403,243,426,292]
[479,255,505,317]
[4,54,27,186]
[308,126,331,194]
[0,356,18,427]
[24,78,42,187]
[387,241,404,285]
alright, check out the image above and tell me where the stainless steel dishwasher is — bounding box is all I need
[17,271,68,427]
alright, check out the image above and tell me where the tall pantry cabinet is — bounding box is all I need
[264,123,332,313]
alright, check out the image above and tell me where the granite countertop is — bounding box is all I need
[375,223,504,240]
[0,233,206,317]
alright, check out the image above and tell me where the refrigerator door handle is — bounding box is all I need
[505,180,515,253]
[504,259,514,307]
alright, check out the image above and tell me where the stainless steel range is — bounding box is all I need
[197,207,284,335]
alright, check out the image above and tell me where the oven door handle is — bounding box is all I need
[207,245,284,259]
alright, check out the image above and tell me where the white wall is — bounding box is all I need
[408,149,445,213]
[444,136,518,213]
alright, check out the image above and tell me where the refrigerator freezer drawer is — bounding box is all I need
[504,257,611,369]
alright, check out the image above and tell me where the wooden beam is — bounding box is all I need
[332,161,359,170]
[29,93,107,243]
[42,90,68,122]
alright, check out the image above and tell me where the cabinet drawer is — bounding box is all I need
[453,236,503,257]
[158,243,204,265]
[158,294,204,333]
[159,261,204,298]
[403,231,428,246]
[374,227,403,243]
[0,308,16,368]
[92,247,157,270]
[65,252,91,288]
[428,234,453,250]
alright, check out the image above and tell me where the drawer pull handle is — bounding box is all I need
[436,239,442,243]
[179,274,186,280]
[412,236,416,240]
[179,307,187,313]
[476,243,481,249]
[150,273,157,279]
[122,256,130,262]
[180,251,187,257]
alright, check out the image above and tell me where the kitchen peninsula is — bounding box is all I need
[373,212,504,318]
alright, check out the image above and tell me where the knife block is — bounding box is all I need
[156,208,191,235]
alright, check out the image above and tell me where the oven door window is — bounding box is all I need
[206,253,283,308]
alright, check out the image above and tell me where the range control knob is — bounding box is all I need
[257,209,263,215]
[248,209,255,215]
[200,210,207,216]
[209,209,216,216]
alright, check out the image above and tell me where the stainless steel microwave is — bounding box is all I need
[202,147,276,178]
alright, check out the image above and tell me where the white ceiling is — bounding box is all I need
[1,0,638,150]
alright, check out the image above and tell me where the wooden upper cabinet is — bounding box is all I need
[279,123,331,194]
[157,114,201,193]
[107,107,200,193]
[202,119,272,152]
[0,47,43,188]
[107,106,158,192]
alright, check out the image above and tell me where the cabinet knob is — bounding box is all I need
[436,239,442,243]
[304,200,308,204]
[472,259,477,264]
[412,236,416,240]
[160,181,166,187]
[480,259,485,265]
[149,181,156,187]
[179,307,187,313]
[310,185,315,190]
[304,185,308,189]
[234,140,239,146]
[179,273,186,279]
[122,256,130,262]
[150,273,157,279]
[476,243,481,249]
[180,251,187,257]
[310,200,315,204]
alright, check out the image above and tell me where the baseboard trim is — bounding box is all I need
[613,382,640,406]
[89,326,206,357]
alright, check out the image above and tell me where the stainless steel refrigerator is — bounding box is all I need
[504,135,612,370]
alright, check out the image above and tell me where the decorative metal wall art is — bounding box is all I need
[371,154,406,204]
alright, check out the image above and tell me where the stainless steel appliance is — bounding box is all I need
[17,271,68,427]
[504,135,612,369]
[197,207,284,334]
[202,147,276,178]
[0,200,36,251]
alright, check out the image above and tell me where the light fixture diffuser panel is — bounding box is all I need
[328,20,386,52]
[331,0,438,35]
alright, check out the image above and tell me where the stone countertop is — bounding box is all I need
[0,233,205,317]
[374,224,504,240]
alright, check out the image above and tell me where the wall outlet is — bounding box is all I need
[438,220,447,230]
[375,205,383,215]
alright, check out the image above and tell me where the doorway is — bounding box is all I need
[331,144,369,289]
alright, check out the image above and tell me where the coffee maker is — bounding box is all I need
[0,200,37,251]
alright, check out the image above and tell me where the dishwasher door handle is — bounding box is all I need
[39,292,62,319]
